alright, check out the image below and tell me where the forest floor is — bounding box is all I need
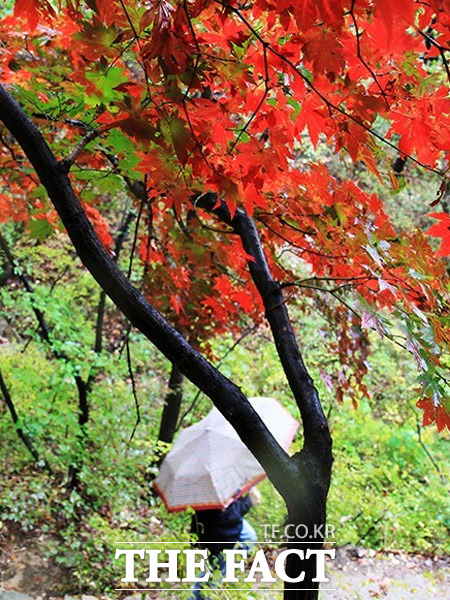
[0,531,448,600]
[325,545,449,599]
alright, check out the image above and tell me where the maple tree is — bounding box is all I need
[0,0,449,598]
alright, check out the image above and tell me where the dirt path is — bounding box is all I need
[1,542,448,599]
[324,546,449,599]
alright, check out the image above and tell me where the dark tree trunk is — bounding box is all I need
[283,448,332,599]
[158,363,184,444]
[284,541,323,600]
[0,257,12,285]
[67,374,91,490]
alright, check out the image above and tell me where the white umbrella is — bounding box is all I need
[154,396,299,512]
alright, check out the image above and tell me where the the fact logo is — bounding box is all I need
[114,546,336,586]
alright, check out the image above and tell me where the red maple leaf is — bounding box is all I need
[426,212,450,257]
[13,0,55,29]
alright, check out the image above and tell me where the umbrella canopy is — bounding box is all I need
[154,396,299,512]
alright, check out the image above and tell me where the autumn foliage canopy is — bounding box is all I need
[0,0,449,429]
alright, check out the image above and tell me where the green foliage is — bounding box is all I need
[328,402,449,554]
[0,1,14,18]
[0,231,448,595]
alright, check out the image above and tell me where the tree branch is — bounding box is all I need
[195,194,332,461]
[94,208,135,353]
[126,340,141,443]
[416,420,445,482]
[417,28,450,86]
[0,83,297,500]
[175,324,258,432]
[60,129,101,172]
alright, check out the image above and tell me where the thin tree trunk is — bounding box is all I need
[0,231,54,341]
[94,209,135,354]
[67,375,90,490]
[94,290,107,354]
[0,366,52,473]
[158,363,184,444]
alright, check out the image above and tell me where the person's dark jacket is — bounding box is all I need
[191,495,253,555]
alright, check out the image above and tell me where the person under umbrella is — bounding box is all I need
[192,487,260,554]
[154,397,299,512]
[154,398,299,597]
[189,487,261,600]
